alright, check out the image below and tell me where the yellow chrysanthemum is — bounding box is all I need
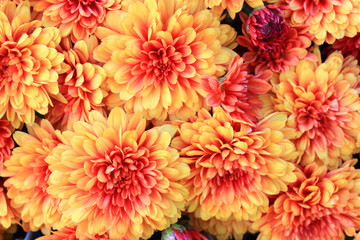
[171,107,297,228]
[253,161,360,240]
[0,1,64,129]
[261,50,360,169]
[46,108,190,239]
[46,36,106,131]
[1,120,65,231]
[94,0,237,121]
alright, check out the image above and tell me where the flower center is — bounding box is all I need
[139,40,185,88]
[296,99,336,132]
[0,44,23,82]
[96,146,150,197]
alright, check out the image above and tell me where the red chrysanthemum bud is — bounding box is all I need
[247,5,290,50]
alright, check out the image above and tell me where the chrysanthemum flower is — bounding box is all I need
[172,107,297,225]
[190,215,250,240]
[0,179,18,230]
[46,36,106,131]
[261,50,360,169]
[0,1,64,129]
[37,227,115,240]
[94,0,237,121]
[246,5,289,50]
[237,7,315,73]
[201,55,272,123]
[330,33,360,61]
[46,108,190,239]
[30,0,121,41]
[253,161,360,240]
[272,0,360,44]
[1,120,65,231]
[0,120,13,172]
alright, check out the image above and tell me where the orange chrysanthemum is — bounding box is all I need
[94,0,237,121]
[190,214,251,240]
[30,0,121,41]
[237,9,315,73]
[1,120,64,231]
[261,50,360,169]
[46,108,190,239]
[171,107,297,225]
[46,36,106,131]
[0,1,64,129]
[271,0,360,44]
[253,161,360,240]
[201,55,272,123]
[37,227,116,240]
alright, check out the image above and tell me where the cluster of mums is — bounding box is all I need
[1,0,360,239]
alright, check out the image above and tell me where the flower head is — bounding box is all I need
[1,120,64,231]
[46,36,106,131]
[253,161,360,240]
[172,107,297,224]
[46,108,190,239]
[247,5,290,50]
[237,7,315,73]
[281,0,360,44]
[201,55,272,123]
[261,50,360,169]
[94,0,237,121]
[31,0,122,41]
[0,1,64,129]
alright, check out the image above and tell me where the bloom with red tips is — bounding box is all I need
[279,0,360,44]
[46,108,190,239]
[0,1,64,129]
[201,55,272,123]
[172,107,297,226]
[94,0,237,121]
[237,6,315,73]
[253,161,360,240]
[31,0,122,41]
[261,50,360,169]
[46,36,106,131]
[1,120,65,231]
